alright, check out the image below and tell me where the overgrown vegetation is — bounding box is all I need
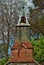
[0,56,10,65]
[30,34,44,63]
[0,59,7,65]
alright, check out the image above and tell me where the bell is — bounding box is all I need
[15,16,30,27]
[15,7,30,27]
[20,16,26,23]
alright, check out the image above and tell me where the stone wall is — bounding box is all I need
[8,63,36,65]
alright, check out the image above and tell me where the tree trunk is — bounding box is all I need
[6,24,10,61]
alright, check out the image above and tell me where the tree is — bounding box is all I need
[33,0,41,6]
[29,6,44,35]
[31,34,44,63]
[0,1,19,60]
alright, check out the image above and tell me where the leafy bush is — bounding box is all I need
[0,57,10,65]
[0,59,6,65]
[30,35,44,63]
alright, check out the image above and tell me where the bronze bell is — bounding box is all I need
[20,16,26,23]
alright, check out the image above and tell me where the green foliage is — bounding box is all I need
[0,56,10,65]
[30,35,44,63]
[0,59,7,65]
